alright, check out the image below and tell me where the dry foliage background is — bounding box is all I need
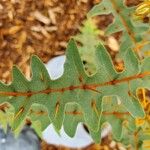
[0,0,101,83]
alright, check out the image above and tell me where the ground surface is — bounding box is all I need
[41,135,125,150]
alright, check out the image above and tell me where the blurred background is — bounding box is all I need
[0,0,147,150]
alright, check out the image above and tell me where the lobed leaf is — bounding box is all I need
[88,0,149,52]
[0,39,149,144]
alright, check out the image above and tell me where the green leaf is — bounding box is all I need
[74,19,102,74]
[28,105,51,137]
[88,0,149,51]
[64,103,83,137]
[0,39,149,142]
[101,96,135,140]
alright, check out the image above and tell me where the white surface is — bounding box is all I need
[43,124,93,148]
[43,55,111,148]
[45,55,66,80]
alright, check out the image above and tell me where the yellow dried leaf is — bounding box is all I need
[8,26,22,34]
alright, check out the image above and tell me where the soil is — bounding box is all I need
[41,135,126,150]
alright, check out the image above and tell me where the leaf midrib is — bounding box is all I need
[0,71,149,97]
[110,0,137,45]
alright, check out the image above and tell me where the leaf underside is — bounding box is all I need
[0,39,150,144]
